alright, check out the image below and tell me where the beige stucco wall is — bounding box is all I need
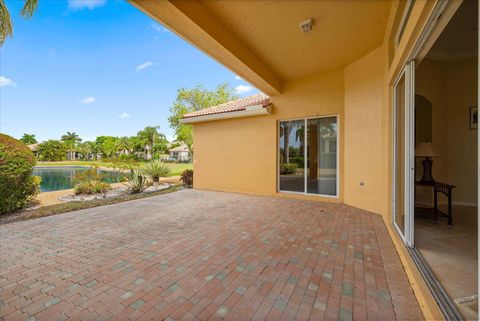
[193,68,345,202]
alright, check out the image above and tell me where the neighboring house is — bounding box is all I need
[134,1,478,320]
[27,144,38,158]
[168,143,190,162]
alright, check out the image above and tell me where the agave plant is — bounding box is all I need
[125,170,151,194]
[143,159,170,183]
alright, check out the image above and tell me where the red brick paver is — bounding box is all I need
[0,190,423,321]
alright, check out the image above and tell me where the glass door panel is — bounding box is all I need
[394,73,405,237]
[393,61,415,246]
[307,117,337,196]
[394,73,406,237]
[279,120,305,192]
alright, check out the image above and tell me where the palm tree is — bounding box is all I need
[1,0,38,46]
[20,133,37,145]
[280,122,292,164]
[137,126,160,160]
[117,137,131,155]
[77,142,93,160]
[61,132,82,160]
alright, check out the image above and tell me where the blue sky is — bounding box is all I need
[0,0,257,142]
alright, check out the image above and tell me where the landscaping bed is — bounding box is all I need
[0,185,181,225]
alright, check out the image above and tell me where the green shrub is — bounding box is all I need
[280,163,298,175]
[181,169,193,188]
[74,181,111,195]
[125,170,151,194]
[0,134,41,213]
[37,140,67,161]
[143,159,170,183]
[73,166,104,184]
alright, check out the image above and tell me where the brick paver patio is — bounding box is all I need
[1,189,423,321]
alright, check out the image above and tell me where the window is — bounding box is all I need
[278,116,338,197]
[395,0,415,47]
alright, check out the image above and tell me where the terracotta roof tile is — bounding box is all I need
[183,93,270,119]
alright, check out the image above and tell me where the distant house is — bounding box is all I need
[27,144,38,157]
[168,143,190,162]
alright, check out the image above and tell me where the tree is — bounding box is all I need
[1,0,38,46]
[95,136,118,159]
[117,137,132,155]
[61,132,82,160]
[37,140,67,161]
[20,133,37,145]
[168,83,237,151]
[153,133,168,157]
[77,141,93,160]
[280,122,293,164]
[137,126,161,160]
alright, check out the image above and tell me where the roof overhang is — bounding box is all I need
[129,0,282,95]
[180,104,272,124]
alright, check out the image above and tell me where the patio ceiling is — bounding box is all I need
[130,0,391,95]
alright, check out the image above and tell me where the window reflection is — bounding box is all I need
[278,117,338,196]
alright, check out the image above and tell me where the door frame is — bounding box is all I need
[392,60,415,247]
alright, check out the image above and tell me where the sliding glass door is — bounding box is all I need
[278,116,338,197]
[393,61,415,246]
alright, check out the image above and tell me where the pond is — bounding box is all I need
[33,166,124,192]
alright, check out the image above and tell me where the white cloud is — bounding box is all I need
[150,22,169,33]
[235,75,243,80]
[135,61,156,72]
[234,84,253,94]
[0,76,17,88]
[80,96,96,104]
[68,0,106,10]
[118,113,131,119]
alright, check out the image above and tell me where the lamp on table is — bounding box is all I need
[415,142,437,184]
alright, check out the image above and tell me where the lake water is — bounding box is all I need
[33,166,123,192]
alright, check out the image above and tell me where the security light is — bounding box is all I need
[299,19,313,33]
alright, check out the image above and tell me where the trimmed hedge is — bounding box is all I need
[0,134,40,213]
[280,163,298,175]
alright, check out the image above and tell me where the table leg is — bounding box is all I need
[434,188,438,220]
[447,190,453,225]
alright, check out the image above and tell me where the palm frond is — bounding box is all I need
[0,0,13,46]
[20,0,38,18]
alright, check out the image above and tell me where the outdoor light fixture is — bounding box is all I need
[299,19,313,33]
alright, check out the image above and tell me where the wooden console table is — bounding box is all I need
[415,181,455,225]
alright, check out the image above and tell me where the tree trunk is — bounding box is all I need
[283,124,290,164]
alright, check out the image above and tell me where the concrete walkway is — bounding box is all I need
[0,189,423,321]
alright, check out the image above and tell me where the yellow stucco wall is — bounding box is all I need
[193,68,345,203]
[344,45,387,215]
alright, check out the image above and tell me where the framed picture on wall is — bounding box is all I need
[471,106,478,129]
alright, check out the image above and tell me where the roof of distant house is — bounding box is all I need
[27,144,38,151]
[169,143,189,152]
[182,93,270,119]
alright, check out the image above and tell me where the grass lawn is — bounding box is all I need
[36,160,192,177]
[0,185,181,225]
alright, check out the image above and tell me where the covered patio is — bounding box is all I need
[1,190,422,321]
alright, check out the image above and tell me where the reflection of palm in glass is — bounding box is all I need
[279,117,337,195]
